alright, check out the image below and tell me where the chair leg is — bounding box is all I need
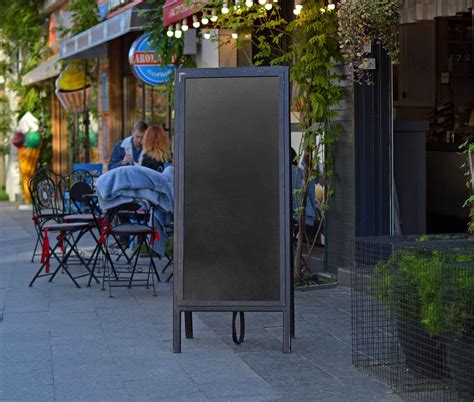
[106,239,113,297]
[48,229,88,288]
[31,234,41,263]
[146,240,157,296]
[150,252,161,283]
[161,256,173,274]
[112,235,133,263]
[127,236,144,288]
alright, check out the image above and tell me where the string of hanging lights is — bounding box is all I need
[166,0,336,40]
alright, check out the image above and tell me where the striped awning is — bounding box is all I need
[59,7,144,60]
[22,55,61,86]
[401,0,474,24]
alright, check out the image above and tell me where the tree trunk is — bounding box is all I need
[294,146,311,283]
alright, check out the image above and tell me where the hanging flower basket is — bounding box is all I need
[337,0,403,84]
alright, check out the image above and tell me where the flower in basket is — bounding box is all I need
[337,0,403,84]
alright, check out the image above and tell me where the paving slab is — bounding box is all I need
[0,202,399,401]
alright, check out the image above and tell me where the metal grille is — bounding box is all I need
[352,235,474,401]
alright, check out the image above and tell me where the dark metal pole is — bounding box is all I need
[142,82,146,121]
[83,60,90,163]
[150,85,154,123]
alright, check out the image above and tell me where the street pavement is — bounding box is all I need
[0,202,399,401]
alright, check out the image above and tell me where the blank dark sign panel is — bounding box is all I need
[182,75,281,302]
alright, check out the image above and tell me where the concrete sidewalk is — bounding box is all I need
[0,202,398,401]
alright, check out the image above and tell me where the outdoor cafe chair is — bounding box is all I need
[29,168,65,263]
[90,200,161,297]
[161,222,174,282]
[58,169,96,215]
[28,171,99,288]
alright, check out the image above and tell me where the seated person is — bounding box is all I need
[141,125,172,172]
[108,120,148,170]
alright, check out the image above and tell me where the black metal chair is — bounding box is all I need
[28,171,98,288]
[58,169,95,215]
[161,222,174,282]
[29,168,64,263]
[90,200,161,297]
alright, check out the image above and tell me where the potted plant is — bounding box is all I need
[373,239,474,382]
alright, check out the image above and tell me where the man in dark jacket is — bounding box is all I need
[107,120,148,170]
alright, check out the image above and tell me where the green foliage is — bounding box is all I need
[0,0,47,67]
[0,0,53,166]
[0,96,12,155]
[338,0,403,84]
[142,1,196,87]
[205,1,288,65]
[66,0,99,35]
[460,140,474,232]
[374,245,474,339]
[0,186,8,201]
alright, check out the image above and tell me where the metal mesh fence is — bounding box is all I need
[352,235,474,401]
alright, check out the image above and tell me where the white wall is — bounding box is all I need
[195,30,219,68]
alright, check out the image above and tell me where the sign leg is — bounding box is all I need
[173,309,181,353]
[283,308,292,353]
[185,311,193,339]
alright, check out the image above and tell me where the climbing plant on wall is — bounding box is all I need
[0,0,53,167]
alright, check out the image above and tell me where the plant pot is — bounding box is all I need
[445,331,474,400]
[396,316,446,379]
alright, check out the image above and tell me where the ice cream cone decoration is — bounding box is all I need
[18,145,41,204]
[55,62,91,113]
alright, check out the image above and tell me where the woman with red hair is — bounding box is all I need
[141,125,172,172]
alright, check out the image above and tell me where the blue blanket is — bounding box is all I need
[96,165,174,256]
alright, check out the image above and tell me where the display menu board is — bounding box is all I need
[173,67,291,353]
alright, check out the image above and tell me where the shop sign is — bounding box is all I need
[129,33,175,87]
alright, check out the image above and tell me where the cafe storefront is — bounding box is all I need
[328,0,474,281]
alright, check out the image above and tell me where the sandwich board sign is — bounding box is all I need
[173,66,292,353]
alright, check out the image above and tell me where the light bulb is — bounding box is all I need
[210,9,218,22]
[320,7,325,12]
[222,1,229,13]
[293,8,301,15]
[265,0,272,10]
[295,4,303,10]
[192,15,200,28]
[182,19,189,31]
[327,2,335,10]
[201,12,209,25]
[245,0,253,6]
[273,0,278,2]
[174,24,182,38]
[203,30,211,40]
[231,32,238,39]
[167,26,174,37]
[258,0,266,4]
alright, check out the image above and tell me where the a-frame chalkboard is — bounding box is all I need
[173,67,292,353]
